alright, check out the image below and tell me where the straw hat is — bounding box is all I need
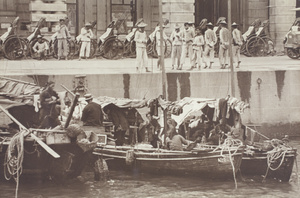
[37,35,43,39]
[85,22,92,27]
[220,20,227,25]
[137,22,148,28]
[84,93,93,101]
[207,22,213,26]
[174,23,180,29]
[232,22,238,26]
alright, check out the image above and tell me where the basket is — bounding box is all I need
[77,131,99,152]
[66,124,84,138]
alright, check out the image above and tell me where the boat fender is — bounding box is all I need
[126,150,135,165]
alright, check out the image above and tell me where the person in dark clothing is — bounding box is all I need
[104,105,129,146]
[144,112,161,147]
[81,94,104,126]
[39,81,61,129]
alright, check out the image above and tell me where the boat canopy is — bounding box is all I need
[158,96,250,127]
[93,96,148,109]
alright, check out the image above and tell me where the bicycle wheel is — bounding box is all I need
[246,37,266,57]
[164,39,172,58]
[103,38,124,59]
[146,39,154,56]
[261,36,275,56]
[29,38,50,59]
[3,37,28,60]
[286,48,300,59]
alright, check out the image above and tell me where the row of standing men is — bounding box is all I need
[134,20,243,73]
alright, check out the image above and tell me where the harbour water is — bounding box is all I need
[1,139,300,198]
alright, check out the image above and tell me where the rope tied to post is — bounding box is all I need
[213,135,243,189]
[263,138,293,182]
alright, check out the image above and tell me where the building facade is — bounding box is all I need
[0,0,299,49]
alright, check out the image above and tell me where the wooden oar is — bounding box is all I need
[0,105,60,158]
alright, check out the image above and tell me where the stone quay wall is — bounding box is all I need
[4,69,300,138]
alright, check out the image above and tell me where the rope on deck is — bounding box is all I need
[213,135,243,189]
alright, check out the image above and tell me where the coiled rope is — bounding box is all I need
[263,139,292,182]
[4,128,25,198]
[213,136,243,189]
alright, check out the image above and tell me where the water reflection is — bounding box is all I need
[1,140,300,198]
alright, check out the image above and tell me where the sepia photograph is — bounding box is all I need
[0,0,300,197]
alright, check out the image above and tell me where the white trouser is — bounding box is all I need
[180,42,193,66]
[80,41,91,57]
[232,45,241,63]
[219,44,229,65]
[191,48,204,67]
[57,38,68,58]
[203,45,214,65]
[136,47,148,72]
[171,45,182,67]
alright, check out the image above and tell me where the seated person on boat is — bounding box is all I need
[81,94,104,134]
[165,119,189,151]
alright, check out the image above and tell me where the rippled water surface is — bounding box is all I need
[1,140,300,198]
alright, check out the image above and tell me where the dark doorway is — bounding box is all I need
[195,0,244,29]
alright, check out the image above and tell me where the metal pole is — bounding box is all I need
[228,0,235,97]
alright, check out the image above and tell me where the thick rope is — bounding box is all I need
[213,136,243,189]
[4,128,25,198]
[263,139,292,182]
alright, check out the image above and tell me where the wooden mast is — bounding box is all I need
[158,0,168,135]
[158,0,166,99]
[228,0,235,97]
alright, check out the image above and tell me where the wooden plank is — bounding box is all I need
[31,13,67,22]
[29,2,67,12]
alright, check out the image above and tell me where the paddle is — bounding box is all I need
[0,105,60,158]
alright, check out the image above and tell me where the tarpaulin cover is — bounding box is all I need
[0,78,40,98]
[93,96,148,109]
[160,97,249,127]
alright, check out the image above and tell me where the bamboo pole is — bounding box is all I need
[228,0,235,97]
[61,84,75,97]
